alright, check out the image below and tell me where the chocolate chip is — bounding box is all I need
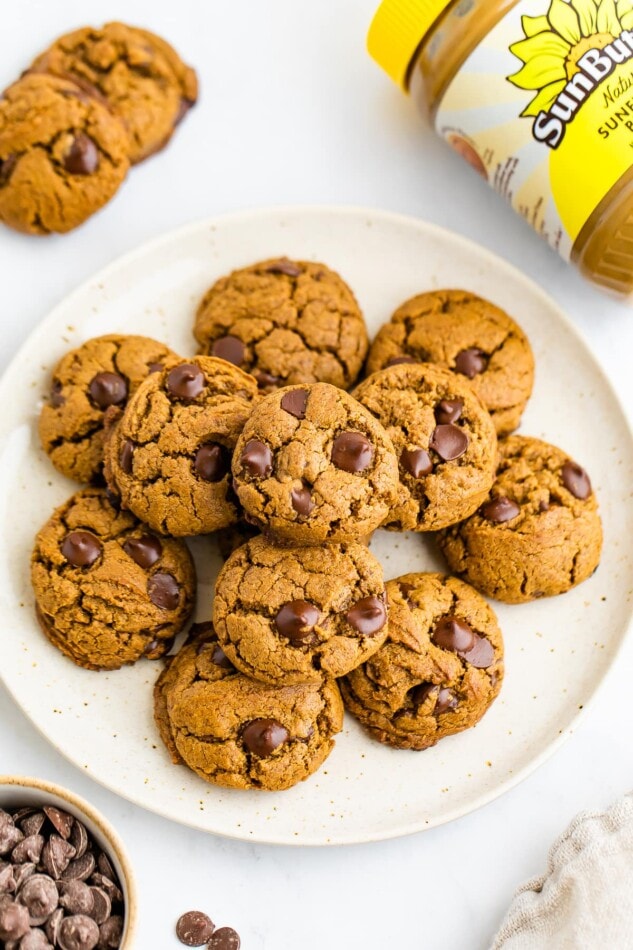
[275,601,320,643]
[19,814,44,838]
[88,373,127,410]
[63,134,99,175]
[0,154,17,186]
[21,928,53,949]
[57,913,100,950]
[50,380,65,408]
[208,927,241,950]
[119,440,135,474]
[432,616,476,654]
[429,424,469,461]
[60,532,102,568]
[89,874,121,905]
[539,499,550,512]
[42,807,73,841]
[346,595,387,636]
[176,910,215,946]
[46,907,63,945]
[211,336,245,367]
[123,535,162,569]
[175,97,194,126]
[280,389,309,419]
[266,259,301,276]
[0,898,30,941]
[13,863,36,891]
[435,688,459,714]
[331,431,374,473]
[59,880,94,916]
[17,874,59,923]
[60,852,95,883]
[41,836,76,880]
[254,371,280,389]
[400,448,433,478]
[408,683,437,707]
[147,573,180,610]
[242,719,289,757]
[166,363,205,400]
[386,355,416,367]
[462,636,495,669]
[435,399,463,425]
[11,836,44,865]
[0,864,15,893]
[239,440,273,477]
[98,915,123,948]
[455,347,487,378]
[95,854,115,882]
[562,460,592,499]
[291,484,315,516]
[194,443,229,482]
[481,496,520,523]
[144,635,174,659]
[210,644,234,669]
[88,888,111,925]
[69,823,88,861]
[0,816,23,856]
[147,362,164,374]
[191,622,215,644]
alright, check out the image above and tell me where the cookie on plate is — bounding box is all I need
[30,21,198,164]
[353,362,497,531]
[437,435,603,603]
[231,383,399,544]
[213,535,388,685]
[104,357,259,536]
[31,487,195,670]
[193,258,369,392]
[340,573,504,750]
[154,625,344,790]
[39,334,178,484]
[365,289,534,435]
[0,73,130,234]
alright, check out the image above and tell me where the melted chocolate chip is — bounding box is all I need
[429,424,469,461]
[176,910,215,946]
[561,460,592,499]
[432,616,476,654]
[291,484,315,516]
[275,601,320,643]
[331,431,374,473]
[386,355,417,367]
[123,535,162,569]
[435,688,459,714]
[210,644,234,669]
[50,380,65,407]
[166,363,205,400]
[266,259,301,276]
[144,635,174,659]
[63,134,99,175]
[455,347,487,378]
[435,399,463,425]
[240,440,273,477]
[194,443,229,482]
[400,447,433,478]
[481,496,520,523]
[0,154,17,186]
[242,719,289,757]
[61,532,102,568]
[280,388,309,419]
[346,596,387,636]
[147,573,180,610]
[119,440,135,474]
[212,336,245,367]
[88,372,127,410]
[147,362,164,374]
[462,636,495,669]
[254,370,280,389]
[408,683,437,707]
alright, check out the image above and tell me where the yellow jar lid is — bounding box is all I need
[367,0,452,89]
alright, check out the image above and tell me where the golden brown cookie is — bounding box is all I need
[39,334,179,484]
[365,289,535,435]
[104,357,259,536]
[353,362,497,531]
[213,536,388,685]
[0,74,129,234]
[231,383,400,544]
[437,435,603,603]
[154,625,344,790]
[31,488,196,671]
[193,258,369,392]
[340,573,504,750]
[30,22,198,164]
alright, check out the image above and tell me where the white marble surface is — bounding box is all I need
[0,2,632,948]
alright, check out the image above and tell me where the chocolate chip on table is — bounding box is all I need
[57,913,100,950]
[242,719,290,757]
[280,388,309,419]
[63,134,100,175]
[454,347,487,378]
[561,460,592,499]
[123,535,162,569]
[166,363,206,400]
[88,373,128,410]
[429,424,469,461]
[194,443,229,482]
[331,431,374,473]
[266,259,301,277]
[147,573,180,610]
[0,897,30,941]
[275,601,320,643]
[435,399,463,425]
[176,909,215,946]
[240,440,273,477]
[346,596,387,636]
[119,440,135,474]
[60,532,103,568]
[480,496,520,523]
[291,484,315,516]
[211,336,245,367]
[400,448,433,478]
[209,927,241,950]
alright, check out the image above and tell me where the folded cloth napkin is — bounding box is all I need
[492,793,633,949]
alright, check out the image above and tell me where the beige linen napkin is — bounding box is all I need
[492,793,633,949]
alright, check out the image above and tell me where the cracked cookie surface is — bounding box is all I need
[365,289,534,435]
[353,362,497,531]
[193,258,369,392]
[39,334,178,484]
[213,536,388,685]
[340,573,504,750]
[0,73,129,234]
[30,21,198,164]
[31,487,196,670]
[154,625,344,790]
[104,356,259,536]
[231,382,399,544]
[437,435,603,603]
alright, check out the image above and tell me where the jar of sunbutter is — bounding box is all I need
[368,0,633,294]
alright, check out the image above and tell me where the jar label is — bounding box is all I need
[435,0,633,259]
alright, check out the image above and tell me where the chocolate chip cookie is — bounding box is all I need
[437,435,603,603]
[0,74,129,234]
[231,383,399,544]
[30,22,198,164]
[340,573,504,750]
[193,258,369,392]
[104,357,259,536]
[353,362,497,531]
[39,334,178,484]
[365,289,535,435]
[154,625,344,790]
[31,487,195,670]
[213,535,388,685]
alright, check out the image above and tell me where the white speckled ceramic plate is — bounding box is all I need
[1,207,631,846]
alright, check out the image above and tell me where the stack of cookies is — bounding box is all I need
[30,259,603,793]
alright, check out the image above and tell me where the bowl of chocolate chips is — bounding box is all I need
[0,776,136,949]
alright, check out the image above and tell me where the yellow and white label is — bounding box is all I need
[435,0,633,258]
